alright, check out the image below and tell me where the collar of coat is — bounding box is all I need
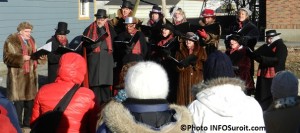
[101,100,193,133]
[192,77,246,97]
[7,33,35,46]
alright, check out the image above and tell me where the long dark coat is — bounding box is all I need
[225,47,254,90]
[227,19,259,76]
[83,24,116,87]
[254,38,288,110]
[3,33,46,101]
[149,36,179,103]
[46,36,69,83]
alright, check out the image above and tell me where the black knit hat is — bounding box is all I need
[203,50,235,81]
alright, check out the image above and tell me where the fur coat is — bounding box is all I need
[175,41,207,105]
[3,33,46,101]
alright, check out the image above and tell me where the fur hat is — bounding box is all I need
[203,50,235,81]
[125,61,169,99]
[271,71,299,99]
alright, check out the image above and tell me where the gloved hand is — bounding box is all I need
[125,43,134,54]
[246,47,262,63]
[197,29,208,39]
[178,55,197,67]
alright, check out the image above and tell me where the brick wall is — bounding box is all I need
[266,0,300,29]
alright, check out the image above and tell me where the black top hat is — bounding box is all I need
[150,5,162,14]
[121,1,134,9]
[94,9,108,18]
[55,22,70,35]
[265,30,281,37]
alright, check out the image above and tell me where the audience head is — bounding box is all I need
[271,71,299,99]
[203,50,235,81]
[125,61,169,99]
[57,53,87,84]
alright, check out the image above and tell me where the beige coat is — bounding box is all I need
[3,33,46,101]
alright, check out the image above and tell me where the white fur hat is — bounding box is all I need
[239,7,252,16]
[125,61,169,99]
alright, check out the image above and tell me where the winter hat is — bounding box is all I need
[150,5,162,14]
[203,50,235,81]
[183,32,199,42]
[271,71,299,99]
[239,7,252,16]
[125,61,169,99]
[55,22,70,35]
[228,34,245,45]
[201,9,215,17]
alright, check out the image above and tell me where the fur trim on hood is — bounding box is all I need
[192,77,245,96]
[101,100,193,133]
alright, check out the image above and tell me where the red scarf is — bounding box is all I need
[157,34,174,47]
[18,35,37,74]
[128,29,141,54]
[85,21,113,54]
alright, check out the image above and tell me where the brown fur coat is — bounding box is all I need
[3,33,46,101]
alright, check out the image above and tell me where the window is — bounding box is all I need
[79,0,90,19]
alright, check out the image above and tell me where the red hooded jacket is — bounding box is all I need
[31,53,98,133]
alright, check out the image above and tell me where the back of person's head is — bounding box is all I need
[0,105,17,133]
[56,53,87,84]
[203,50,235,81]
[125,61,169,99]
[271,71,299,99]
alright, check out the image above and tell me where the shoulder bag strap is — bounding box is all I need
[53,84,80,112]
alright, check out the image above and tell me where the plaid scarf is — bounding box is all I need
[18,35,37,74]
[85,21,113,54]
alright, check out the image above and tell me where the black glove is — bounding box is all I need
[246,47,262,63]
[161,49,171,57]
[125,43,134,54]
[178,55,197,67]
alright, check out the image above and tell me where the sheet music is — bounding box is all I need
[37,42,52,52]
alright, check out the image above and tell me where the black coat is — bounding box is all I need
[254,38,287,110]
[83,24,116,87]
[47,36,69,83]
[114,31,148,65]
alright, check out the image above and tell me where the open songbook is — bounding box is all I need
[114,33,140,44]
[31,42,76,60]
[81,32,108,45]
[31,42,52,60]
